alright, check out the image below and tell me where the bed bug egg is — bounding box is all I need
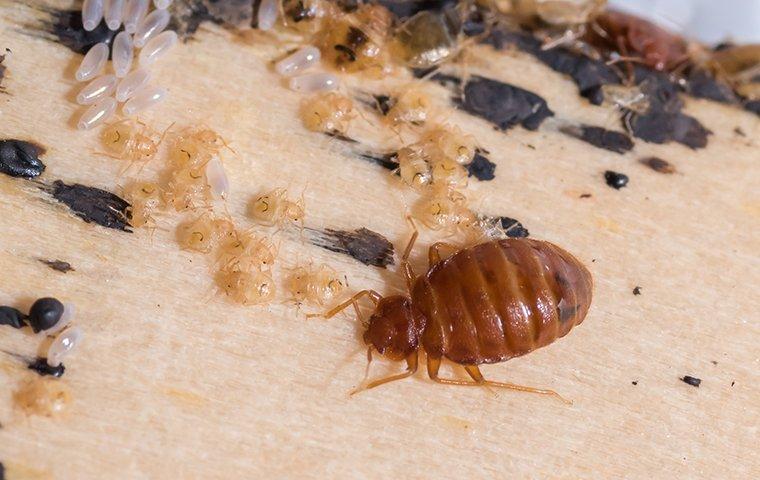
[177,214,235,254]
[300,92,354,134]
[138,30,177,66]
[288,264,345,306]
[47,326,84,368]
[76,42,109,81]
[123,85,167,116]
[112,32,134,78]
[124,0,149,34]
[134,8,171,48]
[116,68,151,102]
[205,156,230,199]
[397,144,432,191]
[154,0,173,9]
[217,270,276,306]
[82,0,105,31]
[386,87,432,126]
[124,181,163,228]
[258,0,279,31]
[78,97,118,130]
[289,72,339,93]
[77,74,118,105]
[249,188,305,228]
[104,0,125,30]
[275,46,321,76]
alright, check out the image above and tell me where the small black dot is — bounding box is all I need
[604,170,629,189]
[632,286,642,295]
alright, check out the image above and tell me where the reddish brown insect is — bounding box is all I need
[587,10,688,71]
[312,220,593,402]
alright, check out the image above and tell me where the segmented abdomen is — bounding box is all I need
[411,239,593,365]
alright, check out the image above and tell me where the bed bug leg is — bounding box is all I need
[428,242,458,266]
[401,216,419,290]
[426,357,571,404]
[350,352,418,395]
[306,289,382,319]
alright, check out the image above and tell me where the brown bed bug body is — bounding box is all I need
[315,224,593,402]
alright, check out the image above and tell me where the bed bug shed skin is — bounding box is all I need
[313,220,593,402]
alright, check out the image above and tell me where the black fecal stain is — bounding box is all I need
[744,100,760,116]
[359,152,397,171]
[39,259,75,273]
[374,94,394,115]
[631,380,638,385]
[482,28,620,103]
[734,127,746,137]
[466,151,496,180]
[377,0,457,19]
[499,217,529,238]
[682,69,737,104]
[452,75,553,131]
[310,227,395,267]
[560,125,633,154]
[323,131,358,143]
[681,375,701,388]
[42,9,119,55]
[0,139,46,178]
[28,358,65,378]
[45,180,132,232]
[604,170,628,189]
[579,193,592,199]
[639,156,675,174]
[0,306,27,329]
[632,286,642,295]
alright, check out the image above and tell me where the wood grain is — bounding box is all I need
[0,2,758,479]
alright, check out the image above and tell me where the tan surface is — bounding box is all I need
[1,2,759,479]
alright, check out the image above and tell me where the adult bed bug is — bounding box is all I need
[311,220,593,402]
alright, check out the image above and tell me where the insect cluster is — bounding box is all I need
[1,297,84,373]
[74,0,176,130]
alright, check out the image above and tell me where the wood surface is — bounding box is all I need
[0,1,758,479]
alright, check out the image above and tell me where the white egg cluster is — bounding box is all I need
[274,46,339,93]
[76,0,176,130]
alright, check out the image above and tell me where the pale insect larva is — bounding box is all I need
[205,156,230,199]
[300,92,354,134]
[397,145,432,191]
[82,0,105,32]
[422,125,477,165]
[289,72,339,93]
[288,264,345,306]
[77,74,118,105]
[413,186,472,232]
[101,119,162,163]
[431,156,468,190]
[116,68,151,102]
[78,97,118,130]
[123,85,168,116]
[139,30,178,66]
[258,0,279,31]
[104,0,125,30]
[46,326,84,368]
[123,0,149,34]
[275,46,321,76]
[164,165,212,211]
[386,87,431,126]
[154,0,173,9]
[218,231,278,272]
[177,214,235,253]
[217,270,276,306]
[124,181,163,228]
[112,31,134,78]
[76,42,109,81]
[249,188,305,228]
[134,8,171,48]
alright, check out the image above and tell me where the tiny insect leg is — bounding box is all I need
[306,290,382,319]
[428,242,458,267]
[401,216,419,290]
[426,357,571,404]
[351,352,418,395]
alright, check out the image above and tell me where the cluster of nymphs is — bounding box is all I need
[75,0,176,130]
[109,122,345,307]
[0,298,83,374]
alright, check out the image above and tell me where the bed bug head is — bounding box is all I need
[363,295,426,361]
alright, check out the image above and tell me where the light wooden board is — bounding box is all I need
[0,2,758,479]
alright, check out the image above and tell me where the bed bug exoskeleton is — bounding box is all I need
[310,219,593,402]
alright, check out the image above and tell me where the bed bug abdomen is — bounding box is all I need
[412,239,592,365]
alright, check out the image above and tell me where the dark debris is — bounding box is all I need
[309,227,395,267]
[639,156,676,174]
[681,375,701,388]
[466,151,496,181]
[604,170,629,189]
[560,125,633,154]
[632,286,642,295]
[39,259,75,273]
[44,180,132,232]
[27,357,65,378]
[0,139,46,178]
[499,217,529,238]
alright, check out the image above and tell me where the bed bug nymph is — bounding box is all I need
[310,219,593,402]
